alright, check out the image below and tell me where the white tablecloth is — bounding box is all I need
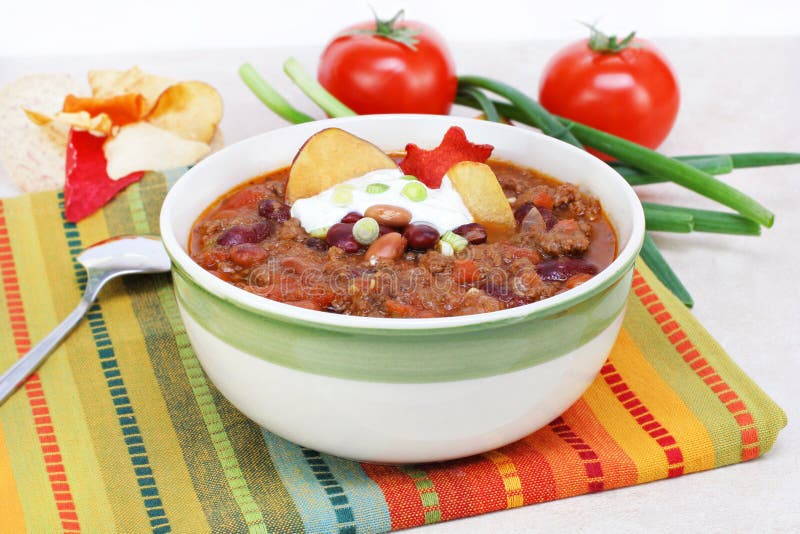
[1,36,797,532]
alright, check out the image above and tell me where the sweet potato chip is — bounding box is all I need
[63,93,144,126]
[103,122,210,180]
[399,126,494,188]
[447,161,515,238]
[88,67,176,114]
[146,81,222,143]
[23,109,113,136]
[286,128,397,204]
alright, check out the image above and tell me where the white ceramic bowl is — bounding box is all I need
[160,115,645,463]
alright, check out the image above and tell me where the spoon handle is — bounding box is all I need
[0,296,94,405]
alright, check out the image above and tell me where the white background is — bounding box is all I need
[2,0,800,56]
[1,2,799,533]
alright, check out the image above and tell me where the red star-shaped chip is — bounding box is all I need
[64,129,145,222]
[398,126,494,188]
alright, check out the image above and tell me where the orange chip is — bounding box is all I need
[62,93,144,126]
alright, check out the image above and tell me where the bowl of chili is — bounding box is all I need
[160,114,645,463]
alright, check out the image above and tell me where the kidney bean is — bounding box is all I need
[365,204,412,227]
[340,211,363,223]
[229,243,267,267]
[365,232,407,261]
[535,257,598,282]
[258,199,291,223]
[403,223,439,250]
[378,224,394,236]
[326,223,361,253]
[217,221,273,246]
[305,237,329,251]
[453,222,487,244]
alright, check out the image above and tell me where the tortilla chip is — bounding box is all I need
[146,81,223,143]
[446,161,516,238]
[88,66,175,114]
[24,108,113,136]
[0,74,87,192]
[286,128,397,204]
[104,122,209,179]
[63,93,144,126]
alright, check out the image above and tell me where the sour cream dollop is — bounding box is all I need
[290,168,473,234]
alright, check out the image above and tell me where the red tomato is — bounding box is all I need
[538,29,680,159]
[317,11,457,115]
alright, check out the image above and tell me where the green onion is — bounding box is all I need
[561,119,774,227]
[725,152,800,169]
[437,239,455,256]
[640,233,694,307]
[457,86,502,122]
[440,230,469,252]
[401,174,418,181]
[611,155,734,185]
[644,209,694,233]
[283,57,357,118]
[331,186,353,207]
[642,202,761,235]
[309,227,329,238]
[454,90,774,227]
[402,181,427,202]
[457,76,583,149]
[366,183,389,194]
[352,217,380,245]
[238,63,314,124]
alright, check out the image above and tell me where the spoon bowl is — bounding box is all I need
[0,235,170,405]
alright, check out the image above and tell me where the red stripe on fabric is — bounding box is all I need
[548,417,606,493]
[0,201,81,530]
[504,439,559,504]
[600,359,685,475]
[360,463,427,530]
[632,267,761,464]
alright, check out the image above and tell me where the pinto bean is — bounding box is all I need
[364,204,412,227]
[229,243,267,267]
[365,232,407,261]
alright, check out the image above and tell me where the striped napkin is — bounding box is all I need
[0,172,786,533]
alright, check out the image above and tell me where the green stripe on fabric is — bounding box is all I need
[629,263,786,460]
[398,466,442,525]
[54,193,172,532]
[623,295,737,466]
[104,176,271,533]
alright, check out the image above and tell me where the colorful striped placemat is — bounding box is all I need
[0,172,786,533]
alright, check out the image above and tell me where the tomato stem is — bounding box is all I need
[581,22,637,53]
[346,8,421,50]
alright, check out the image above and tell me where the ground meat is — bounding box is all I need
[189,161,616,317]
[553,183,601,220]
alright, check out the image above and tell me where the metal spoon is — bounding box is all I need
[0,235,171,405]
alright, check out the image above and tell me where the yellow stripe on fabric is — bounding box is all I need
[0,419,26,531]
[582,339,669,483]
[634,262,786,459]
[482,450,524,508]
[77,196,211,531]
[609,328,715,475]
[24,194,120,532]
[124,180,269,533]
